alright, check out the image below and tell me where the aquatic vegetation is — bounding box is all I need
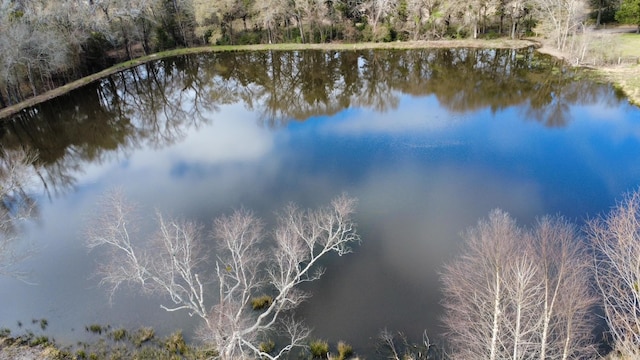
[309,339,329,358]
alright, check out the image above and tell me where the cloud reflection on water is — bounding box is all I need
[0,49,639,357]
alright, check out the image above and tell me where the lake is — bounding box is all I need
[0,48,639,357]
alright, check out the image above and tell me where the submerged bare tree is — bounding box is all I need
[442,210,596,360]
[532,216,596,360]
[588,190,640,358]
[0,147,39,282]
[442,209,527,360]
[86,190,360,359]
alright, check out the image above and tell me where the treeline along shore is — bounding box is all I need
[1,0,639,118]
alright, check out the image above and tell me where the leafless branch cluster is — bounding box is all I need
[442,209,597,360]
[377,328,440,360]
[86,190,360,359]
[588,190,640,358]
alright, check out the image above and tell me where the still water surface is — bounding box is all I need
[0,48,639,355]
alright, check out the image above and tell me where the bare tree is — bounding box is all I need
[533,0,589,50]
[293,0,331,42]
[532,216,596,360]
[253,0,289,43]
[588,189,640,358]
[441,0,496,39]
[402,0,442,40]
[442,209,523,360]
[442,210,597,360]
[502,0,529,39]
[86,191,360,359]
[359,0,398,39]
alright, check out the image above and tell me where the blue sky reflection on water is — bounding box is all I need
[1,83,640,355]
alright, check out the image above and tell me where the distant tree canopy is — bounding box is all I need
[0,0,626,109]
[615,0,640,32]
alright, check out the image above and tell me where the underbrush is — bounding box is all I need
[0,322,216,360]
[0,321,363,360]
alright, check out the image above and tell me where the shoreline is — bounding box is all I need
[0,39,535,120]
[0,38,636,120]
[534,40,640,107]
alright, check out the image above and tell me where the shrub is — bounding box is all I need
[203,29,214,44]
[165,331,187,354]
[259,339,275,354]
[132,327,155,347]
[444,26,469,39]
[358,23,374,42]
[86,324,103,334]
[483,30,499,39]
[251,295,273,310]
[157,27,177,50]
[238,30,263,45]
[309,339,329,358]
[337,341,353,360]
[30,336,49,346]
[382,24,398,42]
[110,328,127,341]
[195,348,219,358]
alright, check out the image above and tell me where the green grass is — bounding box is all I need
[618,33,640,58]
[596,32,640,106]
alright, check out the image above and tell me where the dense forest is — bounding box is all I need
[0,0,635,110]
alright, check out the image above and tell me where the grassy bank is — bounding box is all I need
[0,39,534,120]
[597,66,640,106]
[536,29,640,106]
[595,33,640,106]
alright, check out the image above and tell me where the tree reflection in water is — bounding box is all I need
[0,48,621,196]
[0,48,630,354]
[0,147,39,282]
